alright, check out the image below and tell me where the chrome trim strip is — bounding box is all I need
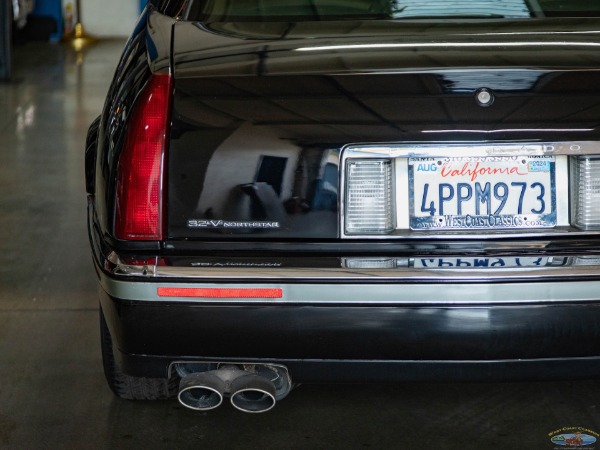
[99,272,600,305]
[111,264,600,281]
[106,252,600,282]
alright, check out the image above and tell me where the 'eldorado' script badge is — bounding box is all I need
[188,219,280,229]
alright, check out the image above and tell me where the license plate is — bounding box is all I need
[409,155,556,230]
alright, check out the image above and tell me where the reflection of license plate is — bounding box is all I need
[409,156,556,230]
[415,257,551,269]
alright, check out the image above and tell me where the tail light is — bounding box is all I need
[571,156,600,230]
[115,73,173,240]
[344,159,395,234]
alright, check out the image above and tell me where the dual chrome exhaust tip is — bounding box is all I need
[176,364,290,413]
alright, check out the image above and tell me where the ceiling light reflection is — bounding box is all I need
[296,41,600,52]
[422,128,594,133]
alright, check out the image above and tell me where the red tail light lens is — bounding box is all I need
[115,73,173,241]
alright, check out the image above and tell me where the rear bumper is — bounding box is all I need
[91,206,600,382]
[99,274,600,381]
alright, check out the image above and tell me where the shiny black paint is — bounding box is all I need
[167,18,600,240]
[85,116,100,195]
[161,236,600,256]
[89,9,600,245]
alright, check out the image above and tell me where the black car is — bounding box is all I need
[86,0,600,413]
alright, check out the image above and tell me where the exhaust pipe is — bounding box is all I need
[177,365,278,413]
[178,372,226,411]
[230,373,276,413]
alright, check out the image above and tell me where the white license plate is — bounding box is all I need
[409,155,557,230]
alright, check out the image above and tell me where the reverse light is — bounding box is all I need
[344,159,395,234]
[571,156,600,230]
[114,73,173,240]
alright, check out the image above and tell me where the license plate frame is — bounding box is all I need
[408,155,557,230]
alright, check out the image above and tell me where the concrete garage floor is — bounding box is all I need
[1,40,600,450]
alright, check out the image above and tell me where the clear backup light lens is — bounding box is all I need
[572,157,600,230]
[345,159,395,234]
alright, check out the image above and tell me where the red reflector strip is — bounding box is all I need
[157,287,283,299]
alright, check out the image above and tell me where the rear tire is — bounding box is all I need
[100,308,178,400]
